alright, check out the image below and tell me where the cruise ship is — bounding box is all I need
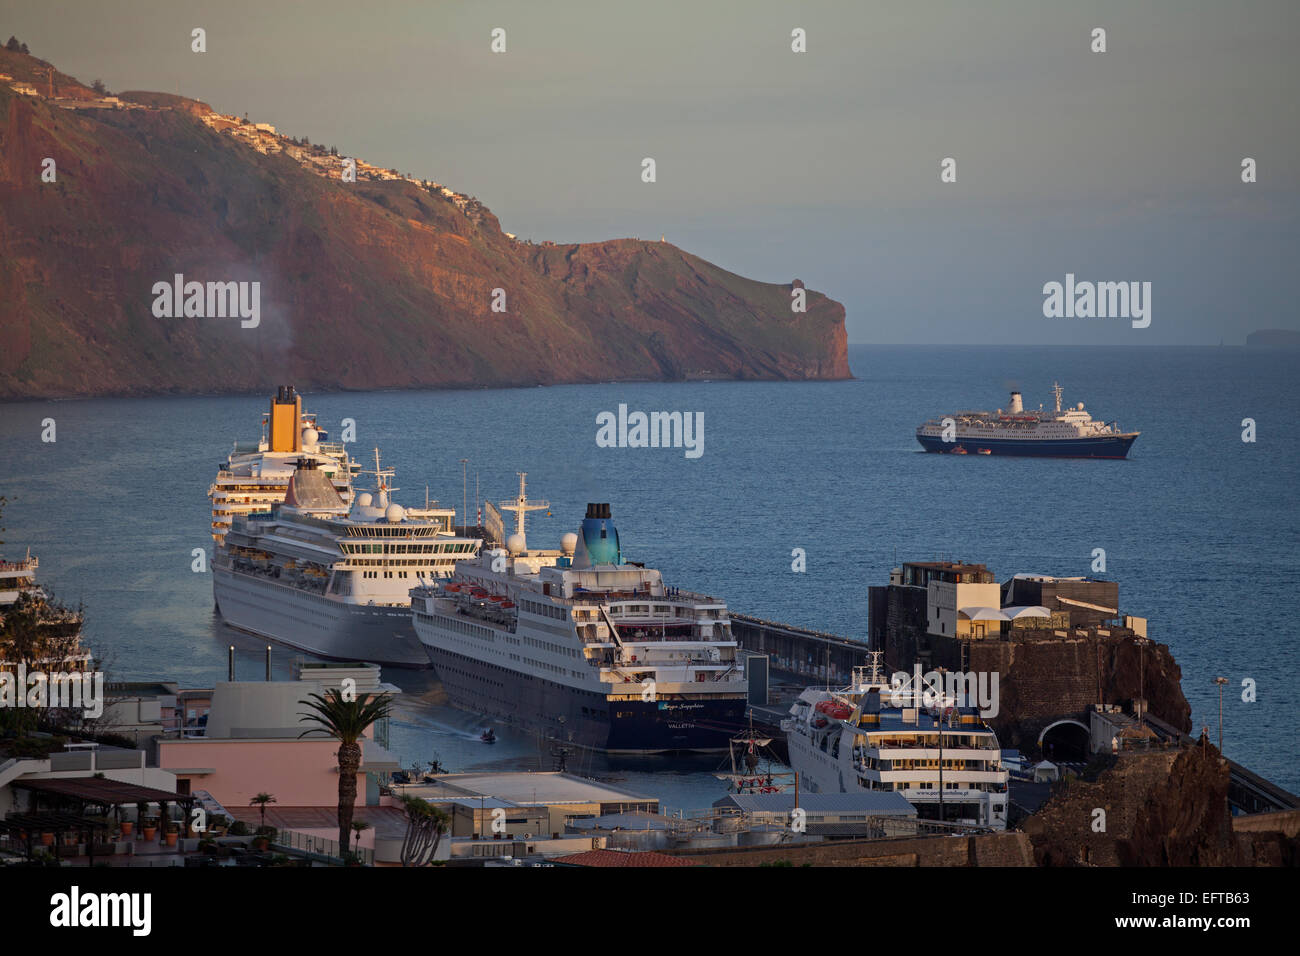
[0,549,91,670]
[916,383,1139,458]
[212,452,481,668]
[208,386,358,543]
[409,478,748,753]
[783,655,1010,829]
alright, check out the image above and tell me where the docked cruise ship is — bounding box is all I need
[212,452,480,668]
[208,386,358,543]
[409,478,748,753]
[1,549,91,670]
[783,656,1009,829]
[916,383,1139,458]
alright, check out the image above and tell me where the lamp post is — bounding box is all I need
[1134,637,1150,732]
[1214,676,1229,753]
[935,666,946,825]
[459,458,469,532]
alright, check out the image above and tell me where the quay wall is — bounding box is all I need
[665,831,1034,867]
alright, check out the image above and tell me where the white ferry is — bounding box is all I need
[212,451,480,668]
[410,477,748,753]
[208,386,358,542]
[783,655,1010,829]
[917,383,1138,458]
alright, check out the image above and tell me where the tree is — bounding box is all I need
[397,794,448,867]
[5,37,19,52]
[249,792,277,828]
[19,42,28,54]
[0,590,84,671]
[91,79,106,95]
[350,819,371,852]
[298,688,394,857]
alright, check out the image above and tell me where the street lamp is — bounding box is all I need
[459,458,469,532]
[1214,677,1229,753]
[1134,637,1150,732]
[935,666,946,825]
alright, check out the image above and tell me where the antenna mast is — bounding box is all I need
[499,472,549,543]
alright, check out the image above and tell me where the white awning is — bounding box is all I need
[1055,596,1118,614]
[1004,605,1051,620]
[958,606,1009,621]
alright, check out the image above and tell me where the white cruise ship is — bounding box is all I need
[0,549,91,670]
[783,655,1010,829]
[212,452,480,668]
[208,386,358,543]
[916,383,1138,458]
[409,478,748,753]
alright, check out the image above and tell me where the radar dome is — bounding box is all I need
[356,492,373,508]
[560,532,578,554]
[385,503,405,523]
[301,427,320,448]
[506,533,527,555]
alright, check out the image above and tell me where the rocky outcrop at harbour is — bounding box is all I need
[1023,742,1300,866]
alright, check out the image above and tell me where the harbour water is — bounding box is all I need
[1,345,1296,801]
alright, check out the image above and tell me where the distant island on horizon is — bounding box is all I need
[1245,329,1300,349]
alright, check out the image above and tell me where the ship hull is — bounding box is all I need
[212,564,430,668]
[916,433,1137,458]
[421,640,746,753]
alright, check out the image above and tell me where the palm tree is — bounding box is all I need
[298,688,394,856]
[249,792,277,829]
[350,819,371,853]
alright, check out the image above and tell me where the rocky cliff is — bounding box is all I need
[1023,742,1299,866]
[0,48,850,399]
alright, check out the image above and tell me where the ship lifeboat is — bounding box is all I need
[950,446,968,455]
[976,448,992,455]
[814,700,852,720]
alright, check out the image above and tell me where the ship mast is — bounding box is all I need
[361,447,397,507]
[498,472,549,544]
[1052,382,1064,413]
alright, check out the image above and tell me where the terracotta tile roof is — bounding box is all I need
[553,849,695,868]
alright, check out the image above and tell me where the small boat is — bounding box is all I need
[976,448,992,455]
[480,728,497,744]
[950,446,968,455]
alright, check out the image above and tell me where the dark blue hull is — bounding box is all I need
[424,642,746,753]
[916,433,1137,459]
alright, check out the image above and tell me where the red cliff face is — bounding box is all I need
[0,52,850,399]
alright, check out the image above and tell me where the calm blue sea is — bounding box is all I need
[1,345,1297,804]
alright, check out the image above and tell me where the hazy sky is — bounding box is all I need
[3,0,1297,344]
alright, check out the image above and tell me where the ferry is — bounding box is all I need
[917,383,1138,458]
[783,654,1010,829]
[409,476,748,753]
[208,386,358,543]
[212,451,480,668]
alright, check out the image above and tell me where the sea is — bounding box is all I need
[1,345,1297,806]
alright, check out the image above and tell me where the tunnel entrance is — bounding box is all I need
[1038,719,1091,762]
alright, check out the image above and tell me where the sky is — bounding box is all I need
[2,0,1297,344]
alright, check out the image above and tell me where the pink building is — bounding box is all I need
[156,664,402,858]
